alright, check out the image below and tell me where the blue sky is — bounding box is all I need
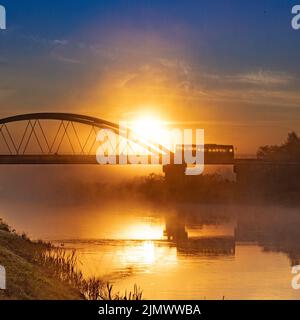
[0,0,300,151]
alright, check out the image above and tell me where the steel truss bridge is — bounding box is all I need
[0,113,176,165]
[1,112,297,170]
[1,112,300,186]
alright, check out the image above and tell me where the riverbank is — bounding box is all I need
[0,219,83,300]
[0,218,143,300]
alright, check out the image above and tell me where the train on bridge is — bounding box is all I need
[175,144,234,165]
[163,144,235,180]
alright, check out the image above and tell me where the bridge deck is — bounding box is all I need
[1,155,299,165]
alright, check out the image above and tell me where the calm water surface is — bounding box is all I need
[48,204,300,300]
[1,168,299,299]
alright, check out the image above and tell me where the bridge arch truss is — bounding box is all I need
[0,113,166,164]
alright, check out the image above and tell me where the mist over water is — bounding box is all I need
[1,166,300,299]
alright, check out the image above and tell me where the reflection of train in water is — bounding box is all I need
[164,215,236,256]
[175,144,235,165]
[175,237,235,256]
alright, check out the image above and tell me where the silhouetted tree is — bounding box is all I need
[257,132,300,161]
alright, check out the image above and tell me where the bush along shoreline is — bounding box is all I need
[0,219,142,300]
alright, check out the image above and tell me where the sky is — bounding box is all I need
[0,0,300,153]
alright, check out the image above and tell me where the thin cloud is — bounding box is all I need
[232,70,293,86]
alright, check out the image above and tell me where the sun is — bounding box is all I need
[130,116,168,146]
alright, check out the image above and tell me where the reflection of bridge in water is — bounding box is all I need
[163,210,300,262]
[164,214,236,256]
[0,113,300,184]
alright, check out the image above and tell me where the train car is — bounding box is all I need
[176,144,234,165]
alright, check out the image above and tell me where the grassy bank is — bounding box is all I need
[0,219,83,300]
[0,219,142,300]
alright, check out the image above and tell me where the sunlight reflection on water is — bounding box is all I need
[50,204,300,300]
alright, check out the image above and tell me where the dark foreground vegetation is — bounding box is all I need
[0,219,142,300]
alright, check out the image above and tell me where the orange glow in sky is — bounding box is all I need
[129,115,172,151]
